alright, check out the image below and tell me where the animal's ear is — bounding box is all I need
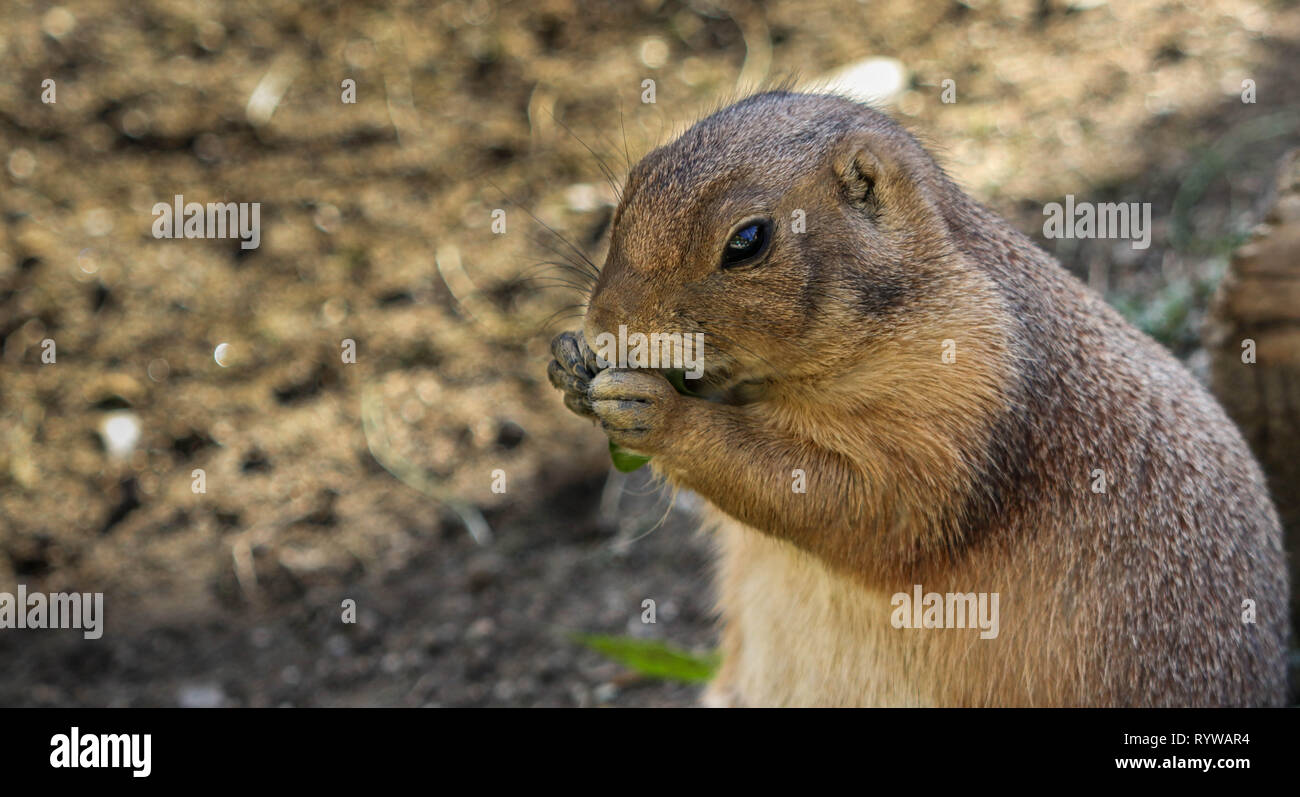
[831,134,886,215]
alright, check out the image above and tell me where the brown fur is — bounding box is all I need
[551,91,1289,706]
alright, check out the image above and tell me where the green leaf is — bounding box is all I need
[573,633,720,684]
[662,368,702,397]
[608,440,652,472]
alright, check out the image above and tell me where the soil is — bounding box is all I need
[1,0,1297,706]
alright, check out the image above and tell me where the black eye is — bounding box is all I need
[721,221,768,267]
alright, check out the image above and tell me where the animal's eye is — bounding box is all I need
[721,221,768,267]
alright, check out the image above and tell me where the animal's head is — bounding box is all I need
[583,91,980,402]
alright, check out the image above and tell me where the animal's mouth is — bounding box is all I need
[675,366,770,405]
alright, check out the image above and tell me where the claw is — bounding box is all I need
[551,329,602,381]
[547,359,585,395]
[563,391,596,419]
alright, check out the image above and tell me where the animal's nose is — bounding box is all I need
[582,301,615,353]
[583,262,642,344]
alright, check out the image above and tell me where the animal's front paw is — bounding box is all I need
[589,369,683,455]
[547,330,601,419]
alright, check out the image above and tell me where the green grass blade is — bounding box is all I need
[574,633,720,684]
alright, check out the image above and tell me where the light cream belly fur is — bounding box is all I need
[702,512,1037,707]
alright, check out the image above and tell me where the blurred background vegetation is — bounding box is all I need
[0,0,1297,705]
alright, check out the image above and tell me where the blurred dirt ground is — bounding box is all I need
[1,0,1298,706]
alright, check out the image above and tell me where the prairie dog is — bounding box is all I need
[546,91,1289,706]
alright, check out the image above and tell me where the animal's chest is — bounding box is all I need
[709,515,940,707]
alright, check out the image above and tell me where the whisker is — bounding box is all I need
[525,233,600,283]
[545,107,625,205]
[484,177,602,282]
[618,96,633,173]
[513,275,594,295]
[519,260,597,289]
[539,303,589,331]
